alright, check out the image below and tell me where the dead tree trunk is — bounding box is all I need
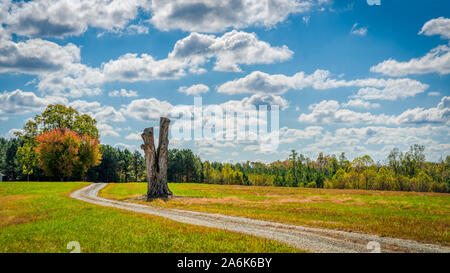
[141,127,157,198]
[141,117,173,200]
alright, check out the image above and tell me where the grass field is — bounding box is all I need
[0,182,300,253]
[100,182,450,246]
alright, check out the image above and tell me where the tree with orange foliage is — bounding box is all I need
[35,128,101,181]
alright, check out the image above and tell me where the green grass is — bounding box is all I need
[0,182,300,253]
[100,182,450,246]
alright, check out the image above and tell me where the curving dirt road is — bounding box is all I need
[71,183,450,253]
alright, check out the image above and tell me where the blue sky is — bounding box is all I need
[0,0,449,163]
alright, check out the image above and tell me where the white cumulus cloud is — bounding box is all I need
[178,84,210,96]
[299,97,450,125]
[108,89,138,97]
[419,17,450,39]
[149,0,313,33]
[0,89,67,114]
[371,17,450,77]
[217,69,428,100]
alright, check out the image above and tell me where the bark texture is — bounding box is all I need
[141,117,172,200]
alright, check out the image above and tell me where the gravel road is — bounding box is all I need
[70,183,450,253]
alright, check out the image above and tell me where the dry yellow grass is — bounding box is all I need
[101,182,450,246]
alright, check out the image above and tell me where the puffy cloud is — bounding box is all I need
[395,96,450,125]
[93,106,126,123]
[198,147,220,155]
[102,53,187,82]
[241,94,289,111]
[370,45,450,77]
[125,132,142,140]
[419,17,450,39]
[149,0,313,33]
[108,89,138,97]
[36,62,104,97]
[0,34,104,97]
[4,0,150,38]
[278,126,323,143]
[0,0,11,22]
[350,78,428,101]
[0,30,291,96]
[0,38,80,74]
[334,125,449,146]
[298,97,450,125]
[298,100,390,124]
[178,84,210,96]
[1,0,326,38]
[68,100,102,113]
[121,98,174,121]
[341,99,380,109]
[169,30,293,72]
[0,89,67,114]
[217,70,297,94]
[97,123,120,137]
[217,69,428,100]
[124,24,150,35]
[68,100,127,138]
[98,31,292,86]
[102,30,292,82]
[0,25,10,42]
[68,100,125,123]
[66,100,129,138]
[370,18,450,77]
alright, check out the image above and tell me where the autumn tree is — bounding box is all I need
[35,128,101,181]
[15,104,100,180]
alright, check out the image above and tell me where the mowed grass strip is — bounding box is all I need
[0,182,300,253]
[101,183,450,246]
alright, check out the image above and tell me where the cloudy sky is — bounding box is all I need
[0,0,449,163]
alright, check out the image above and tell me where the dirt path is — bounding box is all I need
[71,183,450,253]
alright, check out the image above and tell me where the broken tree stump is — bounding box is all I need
[141,117,173,200]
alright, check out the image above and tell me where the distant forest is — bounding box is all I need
[1,137,448,193]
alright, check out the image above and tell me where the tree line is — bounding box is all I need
[0,104,448,193]
[2,133,448,193]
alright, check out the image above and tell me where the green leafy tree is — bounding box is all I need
[131,150,145,182]
[90,145,120,182]
[16,143,38,181]
[1,138,22,181]
[401,145,426,177]
[388,148,402,175]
